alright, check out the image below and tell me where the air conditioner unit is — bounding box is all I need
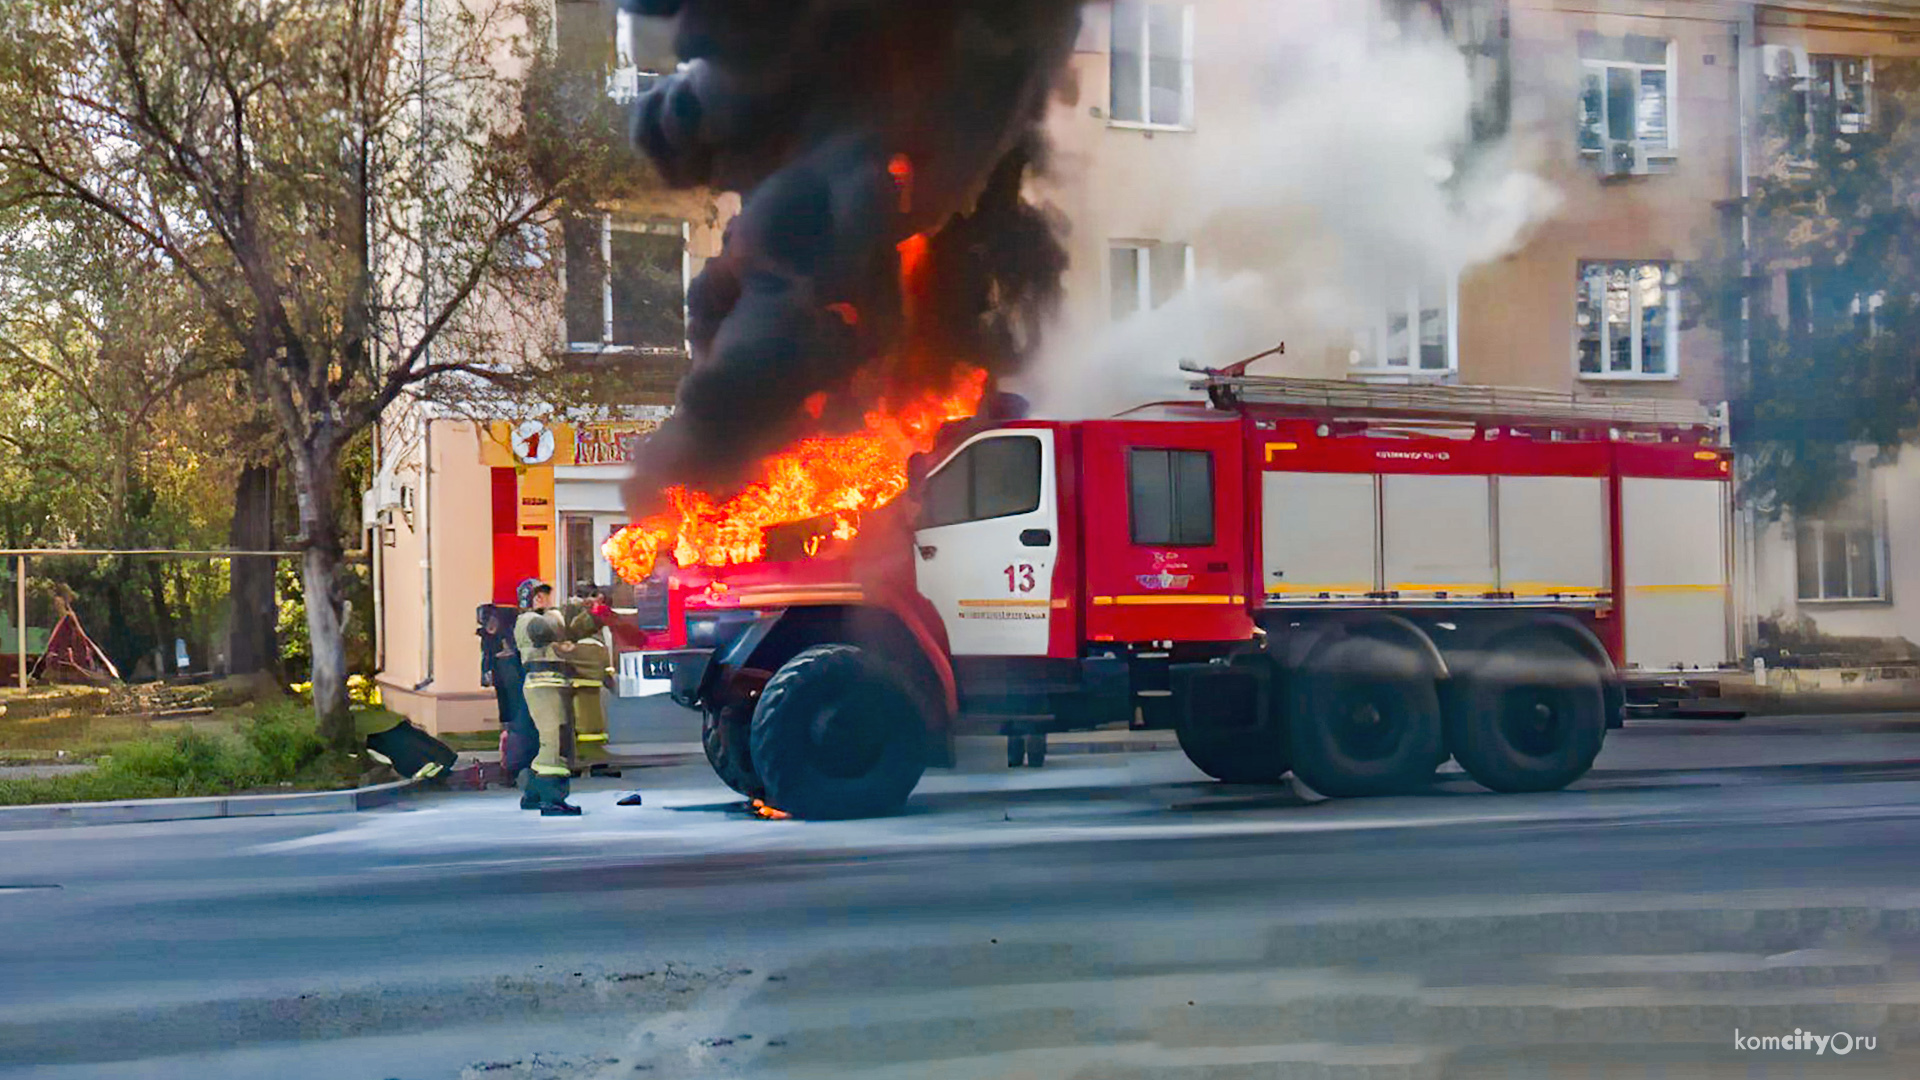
[367,470,402,511]
[1605,139,1641,177]
[1761,44,1810,82]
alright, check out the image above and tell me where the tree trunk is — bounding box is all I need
[292,449,353,749]
[303,542,352,748]
[227,464,279,676]
[144,560,178,677]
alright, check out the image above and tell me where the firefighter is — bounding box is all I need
[481,598,537,784]
[561,585,613,756]
[514,580,582,816]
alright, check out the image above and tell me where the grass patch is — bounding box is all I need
[0,698,364,806]
[434,730,501,753]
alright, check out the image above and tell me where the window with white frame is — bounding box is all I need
[563,216,688,352]
[1351,279,1458,374]
[1796,56,1872,144]
[1110,2,1194,128]
[608,9,671,103]
[1578,34,1675,173]
[1796,480,1886,602]
[1577,261,1678,378]
[1109,241,1193,320]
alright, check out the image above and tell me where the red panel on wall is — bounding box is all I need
[490,467,518,535]
[492,534,540,606]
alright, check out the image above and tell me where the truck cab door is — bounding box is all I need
[912,429,1058,657]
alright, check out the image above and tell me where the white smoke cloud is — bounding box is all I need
[1018,0,1559,419]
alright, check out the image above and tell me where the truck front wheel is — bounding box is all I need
[1288,636,1444,797]
[702,705,762,797]
[749,644,928,819]
[1447,638,1605,793]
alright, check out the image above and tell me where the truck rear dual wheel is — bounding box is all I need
[1288,637,1444,798]
[1447,638,1605,793]
[749,644,928,820]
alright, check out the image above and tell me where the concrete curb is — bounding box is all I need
[0,777,419,832]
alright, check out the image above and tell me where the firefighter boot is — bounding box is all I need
[518,769,540,810]
[525,771,580,815]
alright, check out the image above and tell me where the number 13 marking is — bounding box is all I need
[1004,563,1037,594]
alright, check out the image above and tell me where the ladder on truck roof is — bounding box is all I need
[1183,362,1727,437]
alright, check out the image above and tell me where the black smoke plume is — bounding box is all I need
[616,0,1079,515]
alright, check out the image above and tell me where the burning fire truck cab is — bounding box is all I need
[650,366,1735,820]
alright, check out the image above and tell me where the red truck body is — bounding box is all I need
[655,372,1733,817]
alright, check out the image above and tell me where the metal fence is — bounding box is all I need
[0,548,363,689]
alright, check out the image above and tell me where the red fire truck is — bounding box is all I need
[655,368,1735,819]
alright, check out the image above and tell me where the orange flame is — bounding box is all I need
[605,367,986,584]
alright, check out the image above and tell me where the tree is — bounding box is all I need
[0,0,634,745]
[1713,59,1920,517]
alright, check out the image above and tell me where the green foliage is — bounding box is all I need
[1705,60,1920,516]
[0,702,353,805]
[241,703,330,778]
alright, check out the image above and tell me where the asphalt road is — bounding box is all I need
[9,716,1920,1079]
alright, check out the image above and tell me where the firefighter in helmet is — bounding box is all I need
[513,579,582,815]
[561,584,613,758]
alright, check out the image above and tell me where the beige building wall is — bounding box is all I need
[1466,0,1741,402]
[374,419,500,733]
[1042,0,1749,403]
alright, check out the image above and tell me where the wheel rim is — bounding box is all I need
[1329,683,1405,762]
[1498,687,1568,758]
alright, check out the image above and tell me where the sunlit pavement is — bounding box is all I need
[10,715,1920,1078]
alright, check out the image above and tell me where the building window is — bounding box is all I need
[1110,2,1194,128]
[1785,267,1885,336]
[1577,261,1679,379]
[562,515,598,601]
[1109,241,1193,320]
[608,11,669,103]
[1578,34,1675,174]
[563,216,687,353]
[1797,484,1885,602]
[1352,279,1458,374]
[918,435,1043,529]
[1800,56,1872,142]
[1129,448,1215,546]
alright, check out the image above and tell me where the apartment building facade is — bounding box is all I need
[370,0,733,730]
[370,0,1920,731]
[1047,0,1920,669]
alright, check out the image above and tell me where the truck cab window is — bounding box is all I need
[918,435,1043,528]
[1130,448,1214,545]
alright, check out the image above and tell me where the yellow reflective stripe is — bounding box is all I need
[1095,595,1238,606]
[531,764,572,777]
[958,599,1051,608]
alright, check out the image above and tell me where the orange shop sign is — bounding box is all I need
[572,421,663,466]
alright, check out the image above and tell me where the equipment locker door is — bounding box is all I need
[1080,420,1253,644]
[912,430,1058,657]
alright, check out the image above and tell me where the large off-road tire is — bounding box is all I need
[748,645,928,820]
[1176,721,1289,784]
[1447,636,1605,793]
[702,705,762,797]
[1287,636,1444,798]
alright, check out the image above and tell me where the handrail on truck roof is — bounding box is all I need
[1182,361,1727,438]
